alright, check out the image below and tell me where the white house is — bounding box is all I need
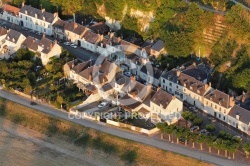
[150,88,183,124]
[204,89,235,122]
[22,35,62,65]
[81,30,100,52]
[0,29,26,59]
[228,105,250,135]
[19,3,59,36]
[139,63,162,87]
[2,4,20,25]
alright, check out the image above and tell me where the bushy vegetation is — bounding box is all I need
[0,48,85,110]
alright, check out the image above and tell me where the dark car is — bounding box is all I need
[179,137,186,144]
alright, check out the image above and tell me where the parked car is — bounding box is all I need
[199,129,207,135]
[30,30,35,33]
[179,137,186,144]
[189,106,198,112]
[22,27,28,31]
[208,117,217,122]
[98,101,108,108]
[63,42,70,46]
[190,126,199,133]
[36,32,43,36]
[70,44,77,48]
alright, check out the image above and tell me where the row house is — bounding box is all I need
[19,3,59,36]
[22,35,61,65]
[204,90,235,122]
[0,29,26,59]
[81,30,100,52]
[2,4,20,25]
[139,63,162,87]
[52,19,67,40]
[64,22,87,44]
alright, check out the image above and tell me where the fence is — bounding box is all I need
[106,119,159,135]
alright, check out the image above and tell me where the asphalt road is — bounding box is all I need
[0,90,248,166]
[0,19,98,62]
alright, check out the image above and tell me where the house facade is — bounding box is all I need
[52,19,67,40]
[22,36,61,65]
[139,63,162,87]
[0,29,26,59]
[19,3,59,36]
[64,22,87,44]
[150,88,183,124]
[2,4,20,25]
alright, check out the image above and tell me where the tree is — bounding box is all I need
[24,85,32,95]
[213,138,223,155]
[197,134,206,150]
[206,124,215,132]
[56,95,64,109]
[165,125,175,142]
[206,135,216,153]
[181,111,193,127]
[242,143,250,158]
[173,126,185,144]
[193,117,203,126]
[189,132,198,148]
[156,123,167,139]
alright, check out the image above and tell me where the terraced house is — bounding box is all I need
[19,3,59,36]
[2,4,20,25]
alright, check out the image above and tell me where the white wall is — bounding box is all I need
[41,43,61,65]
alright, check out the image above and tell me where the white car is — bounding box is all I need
[63,42,70,46]
[208,117,216,122]
[98,102,108,108]
[70,44,77,48]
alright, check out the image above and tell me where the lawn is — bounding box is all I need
[0,97,212,166]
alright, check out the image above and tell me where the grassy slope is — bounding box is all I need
[0,97,212,166]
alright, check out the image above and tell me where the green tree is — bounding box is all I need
[190,132,198,148]
[173,126,185,144]
[206,135,216,153]
[193,117,203,126]
[24,85,32,95]
[156,122,167,139]
[205,124,215,132]
[182,111,193,127]
[197,134,206,150]
[56,95,64,108]
[165,125,175,142]
[213,138,223,155]
[242,143,250,158]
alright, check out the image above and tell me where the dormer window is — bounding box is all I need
[35,14,37,18]
[190,86,193,90]
[197,90,200,94]
[25,10,27,14]
[184,83,186,87]
[12,38,15,42]
[43,16,45,21]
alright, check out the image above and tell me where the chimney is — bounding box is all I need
[229,96,235,107]
[236,114,240,120]
[88,74,92,81]
[41,8,45,13]
[50,42,53,50]
[157,86,161,91]
[172,95,176,100]
[73,22,77,29]
[54,12,58,17]
[110,32,114,38]
[130,75,136,81]
[209,82,212,87]
[99,34,103,41]
[193,62,196,66]
[22,1,25,7]
[117,36,121,42]
[176,70,181,77]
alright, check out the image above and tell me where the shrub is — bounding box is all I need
[206,124,216,132]
[193,117,203,126]
[11,113,26,124]
[121,149,137,163]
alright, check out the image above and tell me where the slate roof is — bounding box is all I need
[161,68,209,96]
[151,39,164,52]
[140,63,162,79]
[141,39,153,48]
[118,94,142,110]
[228,105,250,124]
[20,5,57,23]
[205,90,230,108]
[72,61,91,73]
[52,19,67,29]
[22,36,55,54]
[235,93,250,111]
[182,63,208,82]
[64,22,87,36]
[101,83,113,92]
[89,22,110,34]
[6,29,22,43]
[4,4,20,16]
[99,60,116,74]
[83,30,99,44]
[151,89,173,109]
[114,72,130,86]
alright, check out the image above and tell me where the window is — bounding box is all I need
[243,127,245,131]
[184,88,186,92]
[163,85,165,89]
[224,110,226,114]
[218,114,221,118]
[20,15,22,18]
[169,82,172,86]
[219,107,221,111]
[206,101,208,105]
[163,79,165,83]
[176,85,178,89]
[229,120,231,123]
[223,116,225,121]
[26,16,27,20]
[215,105,217,109]
[211,103,213,107]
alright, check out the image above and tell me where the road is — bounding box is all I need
[0,90,248,166]
[0,19,98,62]
[229,0,250,11]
